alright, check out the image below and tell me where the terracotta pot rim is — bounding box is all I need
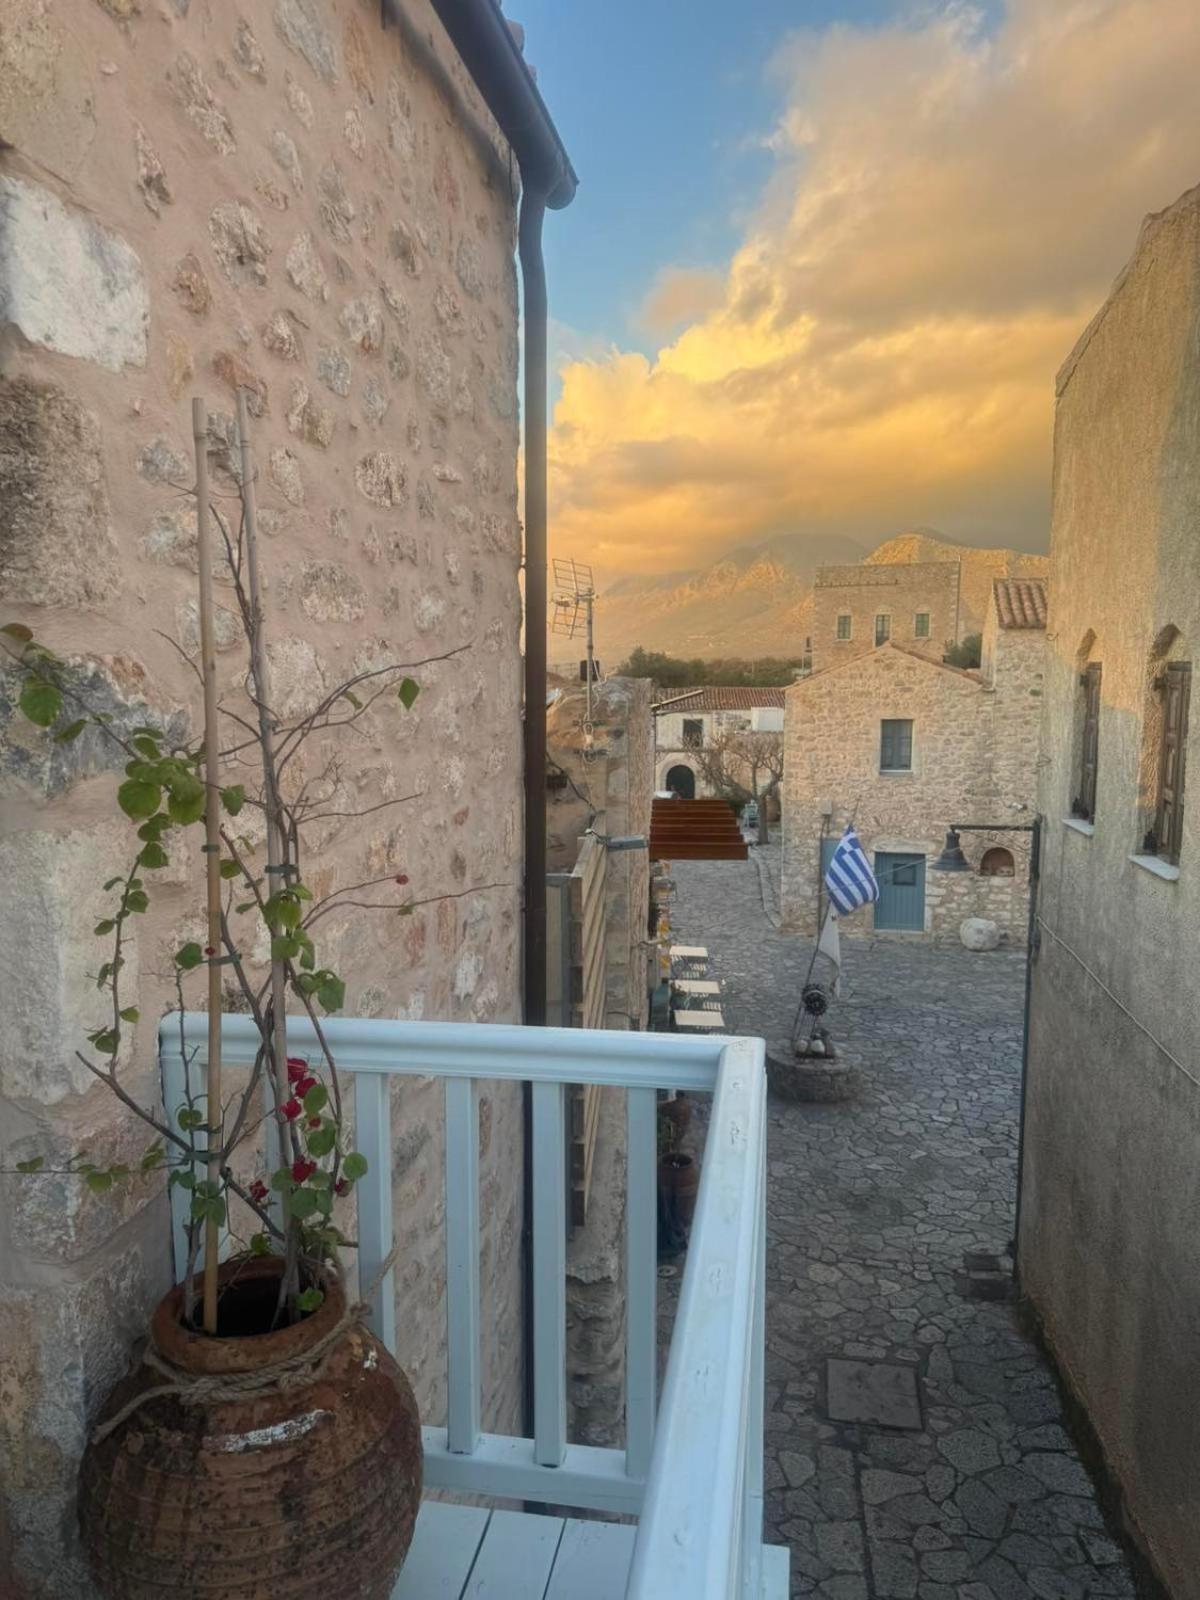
[152,1256,346,1376]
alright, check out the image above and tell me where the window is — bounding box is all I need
[1152,662,1191,862]
[1073,664,1101,822]
[880,718,913,771]
[875,614,891,646]
[681,718,703,749]
[836,614,852,641]
[914,612,930,639]
[980,847,1015,877]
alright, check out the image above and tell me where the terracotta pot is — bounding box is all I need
[79,1257,422,1600]
[658,1151,700,1229]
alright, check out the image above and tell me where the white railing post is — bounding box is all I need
[445,1075,481,1454]
[625,1085,658,1479]
[354,1073,396,1356]
[741,1080,767,1598]
[532,1078,567,1467]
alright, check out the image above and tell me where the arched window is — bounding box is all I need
[1138,627,1191,862]
[1071,632,1101,822]
[979,847,1015,877]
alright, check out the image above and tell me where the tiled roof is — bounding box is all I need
[652,686,788,712]
[992,577,1048,630]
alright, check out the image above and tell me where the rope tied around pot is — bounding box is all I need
[91,1243,399,1446]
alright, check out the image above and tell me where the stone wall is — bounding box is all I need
[780,634,1039,943]
[1022,184,1200,1596]
[0,4,526,1593]
[809,561,961,675]
[547,675,654,1447]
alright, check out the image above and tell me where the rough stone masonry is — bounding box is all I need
[0,4,528,1593]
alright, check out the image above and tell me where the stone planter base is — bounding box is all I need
[766,1041,859,1104]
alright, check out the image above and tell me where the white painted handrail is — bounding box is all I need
[159,1015,771,1594]
[626,1036,768,1599]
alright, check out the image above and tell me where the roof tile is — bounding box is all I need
[992,577,1048,629]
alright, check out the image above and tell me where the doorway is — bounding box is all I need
[874,851,926,931]
[665,764,696,799]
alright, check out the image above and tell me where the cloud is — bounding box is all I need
[549,0,1200,575]
[638,267,727,335]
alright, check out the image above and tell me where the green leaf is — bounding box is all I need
[139,1142,164,1171]
[54,718,88,744]
[15,1156,45,1173]
[190,1193,226,1224]
[119,1006,140,1023]
[271,935,302,961]
[315,1188,334,1218]
[1,622,33,644]
[175,942,204,971]
[139,842,169,870]
[305,1125,336,1158]
[124,889,149,914]
[137,815,170,843]
[249,1232,271,1257]
[166,773,206,826]
[118,779,162,819]
[94,919,116,937]
[287,1188,319,1219]
[316,974,346,1013]
[303,1082,328,1115]
[292,882,314,901]
[221,785,246,816]
[169,1169,196,1190]
[132,734,161,760]
[341,1152,368,1182]
[397,677,420,710]
[19,678,62,727]
[296,1286,325,1313]
[341,689,363,711]
[299,943,316,972]
[103,876,124,891]
[90,1029,119,1056]
[270,1167,293,1192]
[219,859,241,880]
[85,1170,114,1195]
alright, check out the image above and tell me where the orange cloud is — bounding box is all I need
[550,0,1200,576]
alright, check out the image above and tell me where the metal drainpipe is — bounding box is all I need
[1012,811,1042,1282]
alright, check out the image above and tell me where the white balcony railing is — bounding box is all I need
[161,1017,783,1598]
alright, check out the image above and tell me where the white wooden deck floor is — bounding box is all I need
[392,1503,789,1598]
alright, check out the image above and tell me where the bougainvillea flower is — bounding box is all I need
[334,1177,350,1197]
[291,1158,316,1183]
[295,1075,317,1098]
[280,1098,302,1121]
[286,1058,308,1084]
[248,1179,268,1204]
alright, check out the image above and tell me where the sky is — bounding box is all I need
[512,0,1200,579]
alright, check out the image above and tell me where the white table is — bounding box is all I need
[393,1503,636,1599]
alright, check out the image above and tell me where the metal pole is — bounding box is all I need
[1012,812,1042,1280]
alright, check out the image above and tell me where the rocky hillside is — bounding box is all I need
[583,528,1047,665]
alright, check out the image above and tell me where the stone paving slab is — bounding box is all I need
[666,848,1140,1600]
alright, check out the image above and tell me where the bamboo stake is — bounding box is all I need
[192,397,224,1337]
[234,392,292,1251]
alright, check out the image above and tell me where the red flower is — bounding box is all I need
[248,1178,268,1204]
[286,1057,308,1084]
[308,1115,322,1129]
[394,873,409,886]
[280,1098,302,1122]
[204,945,216,956]
[291,1157,316,1184]
[334,1177,350,1197]
[295,1075,317,1099]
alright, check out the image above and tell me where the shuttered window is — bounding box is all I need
[836,614,852,641]
[1155,662,1191,862]
[682,718,703,749]
[1076,664,1101,822]
[914,612,930,639]
[880,718,913,771]
[875,614,891,646]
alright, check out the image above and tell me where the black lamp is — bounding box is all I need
[931,828,971,872]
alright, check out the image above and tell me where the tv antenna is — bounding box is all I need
[550,556,600,748]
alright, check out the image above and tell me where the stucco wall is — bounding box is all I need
[780,638,1039,941]
[0,4,526,1593]
[1022,184,1200,1596]
[809,561,961,675]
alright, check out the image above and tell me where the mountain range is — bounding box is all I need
[579,528,1048,665]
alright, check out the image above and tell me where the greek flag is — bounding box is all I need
[824,825,879,915]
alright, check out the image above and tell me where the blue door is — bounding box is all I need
[874,851,926,931]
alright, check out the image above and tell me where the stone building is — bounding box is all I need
[808,560,963,675]
[547,676,654,1450]
[780,579,1046,941]
[1020,184,1200,1597]
[0,4,538,1592]
[654,686,786,799]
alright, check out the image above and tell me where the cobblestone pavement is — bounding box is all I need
[668,847,1139,1600]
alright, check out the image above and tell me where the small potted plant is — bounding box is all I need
[2,397,452,1597]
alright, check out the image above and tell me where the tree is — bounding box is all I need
[944,633,982,669]
[616,647,805,689]
[696,726,785,844]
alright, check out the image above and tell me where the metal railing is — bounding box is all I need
[161,1017,769,1597]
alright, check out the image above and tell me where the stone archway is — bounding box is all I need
[665,764,696,799]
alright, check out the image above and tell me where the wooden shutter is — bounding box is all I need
[1079,664,1101,822]
[1156,662,1191,862]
